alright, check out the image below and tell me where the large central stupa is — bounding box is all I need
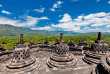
[6,34,40,73]
[47,33,77,68]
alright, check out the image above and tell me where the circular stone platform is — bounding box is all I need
[6,45,40,73]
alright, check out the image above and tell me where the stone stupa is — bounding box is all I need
[28,40,35,46]
[91,53,110,74]
[54,38,60,45]
[68,38,75,50]
[6,34,40,73]
[37,40,43,46]
[28,40,36,49]
[77,39,87,50]
[47,33,77,68]
[83,32,109,64]
[44,38,50,45]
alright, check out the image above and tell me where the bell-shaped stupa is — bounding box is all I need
[68,38,75,49]
[6,34,40,73]
[47,33,77,68]
[83,32,109,64]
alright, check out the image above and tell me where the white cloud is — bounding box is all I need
[31,26,51,30]
[50,1,63,12]
[52,24,80,31]
[50,8,55,12]
[39,16,48,20]
[28,12,110,32]
[106,25,110,28]
[1,10,12,15]
[96,0,100,2]
[83,27,89,30]
[47,12,110,32]
[81,28,101,33]
[53,1,63,8]
[108,1,110,4]
[33,7,45,13]
[59,15,61,17]
[0,15,48,27]
[51,21,80,32]
[0,4,2,7]
[71,12,110,27]
[59,13,72,22]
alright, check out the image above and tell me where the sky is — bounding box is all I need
[0,0,110,33]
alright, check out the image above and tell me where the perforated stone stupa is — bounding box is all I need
[0,45,12,63]
[44,38,50,45]
[47,33,77,68]
[28,40,36,49]
[6,34,40,73]
[54,38,60,45]
[83,32,109,64]
[91,53,110,74]
[68,38,75,50]
[77,39,87,50]
[28,40,35,46]
[0,45,6,52]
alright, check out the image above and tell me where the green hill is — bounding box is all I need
[0,24,81,37]
[0,24,55,37]
[0,24,110,37]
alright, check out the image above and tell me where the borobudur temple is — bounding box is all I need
[47,33,77,68]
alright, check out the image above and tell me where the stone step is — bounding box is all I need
[47,58,77,68]
[6,58,40,74]
[83,56,99,64]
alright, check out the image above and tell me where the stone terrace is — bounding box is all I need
[12,50,97,74]
[31,51,96,74]
[0,50,96,74]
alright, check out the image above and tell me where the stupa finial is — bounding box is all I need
[20,34,24,44]
[97,32,101,40]
[60,33,63,43]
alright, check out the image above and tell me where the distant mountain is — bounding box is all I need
[50,31,81,36]
[0,24,109,37]
[0,24,54,37]
[0,24,81,37]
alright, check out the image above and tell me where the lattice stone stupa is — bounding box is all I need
[28,40,36,49]
[6,34,40,73]
[68,38,75,51]
[83,32,109,64]
[91,53,110,74]
[77,39,88,50]
[54,38,60,45]
[47,33,77,68]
